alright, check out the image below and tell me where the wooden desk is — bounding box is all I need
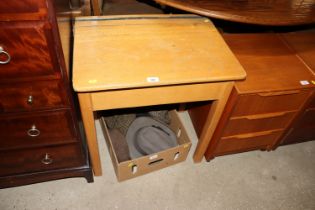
[73,15,246,175]
[154,0,315,26]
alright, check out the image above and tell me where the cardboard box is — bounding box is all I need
[100,110,191,181]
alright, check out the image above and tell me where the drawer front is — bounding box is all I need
[0,0,47,21]
[214,130,282,155]
[222,111,296,137]
[297,108,315,127]
[232,90,311,117]
[0,80,69,113]
[0,110,77,150]
[0,144,85,176]
[0,22,60,81]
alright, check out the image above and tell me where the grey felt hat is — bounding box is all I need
[126,116,178,159]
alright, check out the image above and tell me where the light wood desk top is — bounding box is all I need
[73,15,245,92]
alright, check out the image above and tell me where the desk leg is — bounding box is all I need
[193,82,234,163]
[91,0,101,15]
[78,93,102,176]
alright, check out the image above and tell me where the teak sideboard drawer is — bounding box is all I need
[0,80,68,113]
[232,90,311,117]
[0,0,48,21]
[222,111,296,137]
[0,110,76,150]
[0,22,60,81]
[214,130,282,155]
[0,144,85,177]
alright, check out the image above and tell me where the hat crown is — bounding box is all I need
[135,126,176,155]
[126,116,178,158]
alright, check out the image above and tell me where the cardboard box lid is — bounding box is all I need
[73,14,245,92]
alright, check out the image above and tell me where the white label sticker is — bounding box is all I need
[88,79,98,84]
[300,80,310,85]
[177,128,182,138]
[147,77,160,83]
[149,154,158,160]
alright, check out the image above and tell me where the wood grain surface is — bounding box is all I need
[281,29,315,74]
[0,110,77,150]
[0,22,61,81]
[0,144,85,177]
[0,80,68,113]
[0,0,48,21]
[73,15,245,92]
[154,0,315,26]
[222,33,315,94]
[0,0,93,187]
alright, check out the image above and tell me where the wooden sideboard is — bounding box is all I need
[189,32,315,161]
[0,0,93,188]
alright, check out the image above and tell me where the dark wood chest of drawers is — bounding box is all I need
[0,0,93,188]
[190,33,315,161]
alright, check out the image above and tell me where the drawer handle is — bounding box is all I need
[0,46,11,64]
[244,112,287,120]
[27,95,33,105]
[225,130,277,139]
[258,90,300,97]
[27,125,40,137]
[41,153,53,165]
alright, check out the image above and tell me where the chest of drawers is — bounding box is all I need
[189,33,315,161]
[0,0,93,188]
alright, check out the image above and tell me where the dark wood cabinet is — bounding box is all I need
[0,81,69,112]
[0,0,93,188]
[190,33,315,161]
[0,110,77,149]
[0,0,48,21]
[0,22,61,81]
[0,144,85,177]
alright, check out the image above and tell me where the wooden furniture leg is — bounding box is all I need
[91,0,101,16]
[78,93,102,176]
[193,82,234,162]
